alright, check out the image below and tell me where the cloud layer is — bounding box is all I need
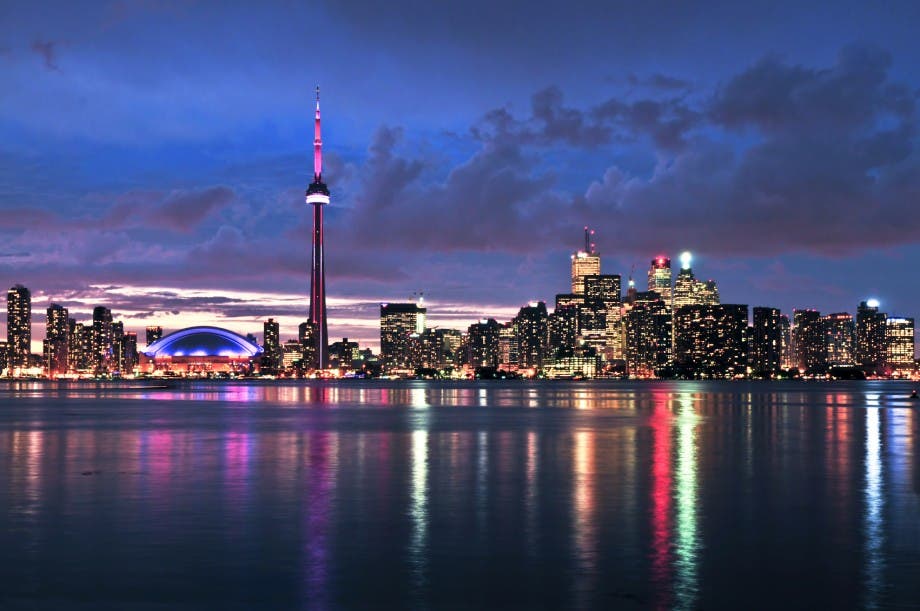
[0,2,918,349]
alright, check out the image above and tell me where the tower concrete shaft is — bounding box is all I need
[306,87,330,369]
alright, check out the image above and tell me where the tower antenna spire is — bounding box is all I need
[584,226,589,253]
[313,85,322,182]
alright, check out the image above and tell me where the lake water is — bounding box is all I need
[1,380,918,609]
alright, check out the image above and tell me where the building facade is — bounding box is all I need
[886,317,915,376]
[856,301,888,376]
[647,258,673,304]
[625,292,672,378]
[674,304,748,378]
[92,306,114,373]
[515,302,549,370]
[468,319,501,368]
[262,318,282,374]
[7,284,31,369]
[751,307,783,376]
[823,312,856,367]
[44,303,69,376]
[792,309,827,374]
[380,302,427,372]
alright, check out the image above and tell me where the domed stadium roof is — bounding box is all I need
[143,326,263,358]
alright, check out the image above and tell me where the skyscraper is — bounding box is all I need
[7,284,31,369]
[779,313,792,369]
[45,303,69,375]
[112,321,125,372]
[647,257,672,304]
[625,292,672,378]
[70,322,90,371]
[306,87,330,369]
[823,312,856,367]
[672,253,697,310]
[582,274,621,359]
[698,280,720,305]
[263,318,282,374]
[298,321,316,368]
[672,252,719,309]
[515,301,549,370]
[885,317,914,376]
[856,300,887,376]
[497,323,518,369]
[751,307,783,376]
[674,304,748,378]
[548,304,579,359]
[123,332,138,375]
[792,309,827,374]
[92,306,114,373]
[467,319,501,368]
[570,227,601,294]
[380,302,427,372]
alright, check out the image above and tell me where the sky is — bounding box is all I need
[1,0,919,352]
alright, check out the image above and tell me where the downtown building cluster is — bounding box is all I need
[3,285,141,377]
[0,284,332,378]
[375,233,918,380]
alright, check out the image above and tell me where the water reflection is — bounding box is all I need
[863,396,884,610]
[572,429,596,606]
[409,429,429,597]
[302,431,336,610]
[674,394,700,609]
[476,430,488,526]
[0,380,918,609]
[525,430,538,559]
[649,393,673,609]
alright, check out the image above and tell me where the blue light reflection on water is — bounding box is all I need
[0,380,919,609]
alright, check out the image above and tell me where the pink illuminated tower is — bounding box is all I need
[305,86,330,369]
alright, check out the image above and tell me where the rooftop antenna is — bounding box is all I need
[584,226,589,253]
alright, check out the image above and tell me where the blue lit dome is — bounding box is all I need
[144,326,263,358]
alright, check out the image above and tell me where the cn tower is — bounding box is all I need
[305,86,330,369]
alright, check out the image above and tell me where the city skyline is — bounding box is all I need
[4,233,916,371]
[3,239,917,357]
[2,2,920,354]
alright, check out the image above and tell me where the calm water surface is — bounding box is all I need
[1,380,919,609]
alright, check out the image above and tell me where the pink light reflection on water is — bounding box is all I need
[649,391,673,611]
[302,430,336,610]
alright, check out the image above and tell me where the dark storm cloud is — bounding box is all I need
[472,86,699,151]
[527,87,611,147]
[340,126,563,254]
[592,96,701,151]
[710,44,916,132]
[337,43,918,258]
[30,39,60,71]
[626,73,693,91]
[579,43,920,255]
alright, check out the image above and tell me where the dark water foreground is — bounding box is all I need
[1,380,919,610]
